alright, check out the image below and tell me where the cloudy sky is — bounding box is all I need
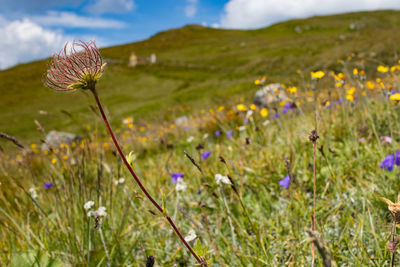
[1,0,400,70]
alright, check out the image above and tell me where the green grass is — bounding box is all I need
[1,60,400,265]
[2,10,400,266]
[2,10,400,149]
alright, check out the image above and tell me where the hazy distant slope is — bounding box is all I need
[1,10,400,147]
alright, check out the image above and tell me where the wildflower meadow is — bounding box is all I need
[2,10,400,267]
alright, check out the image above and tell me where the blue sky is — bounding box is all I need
[1,0,400,69]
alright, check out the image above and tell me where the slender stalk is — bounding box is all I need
[99,226,111,267]
[91,89,202,264]
[309,129,319,267]
[391,217,396,267]
[312,140,316,267]
[219,187,237,247]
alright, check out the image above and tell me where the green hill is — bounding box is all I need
[1,10,400,147]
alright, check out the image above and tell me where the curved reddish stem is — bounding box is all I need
[91,89,202,264]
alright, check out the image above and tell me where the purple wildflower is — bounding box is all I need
[279,176,290,189]
[227,130,233,139]
[396,151,400,166]
[272,113,280,120]
[171,173,184,184]
[243,118,249,124]
[201,151,211,160]
[184,126,189,131]
[380,154,395,171]
[44,182,53,189]
[214,131,221,137]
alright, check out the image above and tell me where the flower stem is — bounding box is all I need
[91,89,202,264]
[98,226,111,267]
[312,140,316,267]
[391,217,396,267]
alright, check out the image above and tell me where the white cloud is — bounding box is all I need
[185,0,198,18]
[0,17,67,69]
[0,16,106,70]
[32,11,126,29]
[86,0,135,14]
[220,0,400,29]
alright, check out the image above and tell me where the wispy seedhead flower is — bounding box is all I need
[44,40,106,92]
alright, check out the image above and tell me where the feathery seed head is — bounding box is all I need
[44,40,106,92]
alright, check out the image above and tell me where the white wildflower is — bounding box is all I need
[97,206,107,217]
[238,126,246,132]
[187,136,194,143]
[176,179,187,191]
[262,120,270,126]
[203,133,209,139]
[246,110,253,118]
[184,229,197,242]
[115,177,125,185]
[215,174,232,185]
[29,187,38,199]
[84,201,95,210]
[87,210,96,217]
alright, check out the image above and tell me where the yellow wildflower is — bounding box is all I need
[391,65,400,72]
[51,158,57,164]
[347,87,355,95]
[236,104,247,111]
[353,68,358,75]
[377,65,389,73]
[346,94,354,102]
[250,104,256,110]
[287,86,297,94]
[310,71,325,79]
[367,81,375,90]
[260,108,268,117]
[334,72,344,80]
[390,93,400,101]
[217,106,224,112]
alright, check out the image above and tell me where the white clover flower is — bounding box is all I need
[176,179,187,191]
[184,229,197,242]
[29,187,38,199]
[202,133,209,139]
[187,136,194,143]
[238,126,246,132]
[84,201,95,210]
[215,174,232,185]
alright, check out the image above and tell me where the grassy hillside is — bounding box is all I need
[1,10,400,148]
